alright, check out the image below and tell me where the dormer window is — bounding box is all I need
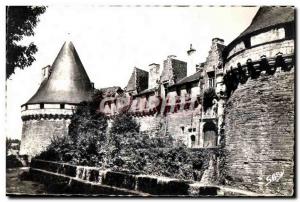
[207,71,215,88]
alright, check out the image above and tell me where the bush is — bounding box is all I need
[6,155,23,168]
[110,113,140,134]
[68,103,108,167]
[37,102,221,182]
[37,102,108,167]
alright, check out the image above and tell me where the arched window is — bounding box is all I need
[191,135,196,148]
[203,121,217,148]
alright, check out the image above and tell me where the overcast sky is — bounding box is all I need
[6,6,259,139]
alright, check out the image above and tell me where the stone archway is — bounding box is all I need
[203,121,217,148]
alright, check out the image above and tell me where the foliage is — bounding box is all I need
[37,135,74,162]
[203,88,217,112]
[37,102,108,167]
[6,6,46,79]
[109,113,140,134]
[37,102,224,182]
[6,155,23,168]
[106,113,217,181]
[6,138,20,156]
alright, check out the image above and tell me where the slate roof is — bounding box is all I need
[238,6,294,39]
[25,41,93,105]
[227,7,294,49]
[99,86,123,97]
[136,87,156,96]
[169,70,202,87]
[125,67,149,93]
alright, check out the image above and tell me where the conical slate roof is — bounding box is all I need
[238,6,294,39]
[25,41,93,105]
[225,6,294,57]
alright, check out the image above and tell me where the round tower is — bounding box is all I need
[20,41,94,157]
[222,7,294,195]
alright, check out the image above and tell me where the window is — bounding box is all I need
[25,105,28,110]
[180,126,185,133]
[193,128,196,132]
[176,88,181,96]
[190,135,196,148]
[186,84,192,94]
[188,128,192,133]
[207,71,215,88]
[60,104,65,109]
[40,103,44,109]
[208,78,215,88]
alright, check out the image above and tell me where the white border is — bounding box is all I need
[1,1,298,202]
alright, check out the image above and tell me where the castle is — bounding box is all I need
[20,7,295,195]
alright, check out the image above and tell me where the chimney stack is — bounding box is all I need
[187,43,197,76]
[149,63,160,89]
[212,38,224,45]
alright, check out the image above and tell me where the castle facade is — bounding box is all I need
[20,7,295,195]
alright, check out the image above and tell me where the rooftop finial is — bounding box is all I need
[65,32,71,43]
[187,43,196,55]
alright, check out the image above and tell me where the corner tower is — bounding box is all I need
[20,41,94,157]
[223,7,295,195]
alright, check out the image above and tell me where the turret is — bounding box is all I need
[20,41,94,157]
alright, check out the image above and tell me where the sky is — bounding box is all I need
[6,6,259,139]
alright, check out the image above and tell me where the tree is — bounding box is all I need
[68,102,108,166]
[6,6,46,79]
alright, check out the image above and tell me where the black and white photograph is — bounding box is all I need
[5,3,295,198]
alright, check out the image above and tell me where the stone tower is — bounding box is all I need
[223,7,295,195]
[20,41,94,157]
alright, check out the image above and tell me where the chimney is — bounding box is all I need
[167,55,177,59]
[212,38,224,45]
[41,65,51,81]
[149,63,160,89]
[187,43,197,76]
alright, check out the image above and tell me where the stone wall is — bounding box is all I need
[250,28,285,46]
[29,159,258,196]
[134,115,163,133]
[165,111,200,145]
[224,69,294,196]
[224,39,294,71]
[134,109,201,147]
[20,118,71,157]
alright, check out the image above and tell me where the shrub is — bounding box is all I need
[109,113,140,134]
[37,135,74,162]
[6,138,20,156]
[36,102,222,183]
[6,155,23,168]
[37,101,108,167]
